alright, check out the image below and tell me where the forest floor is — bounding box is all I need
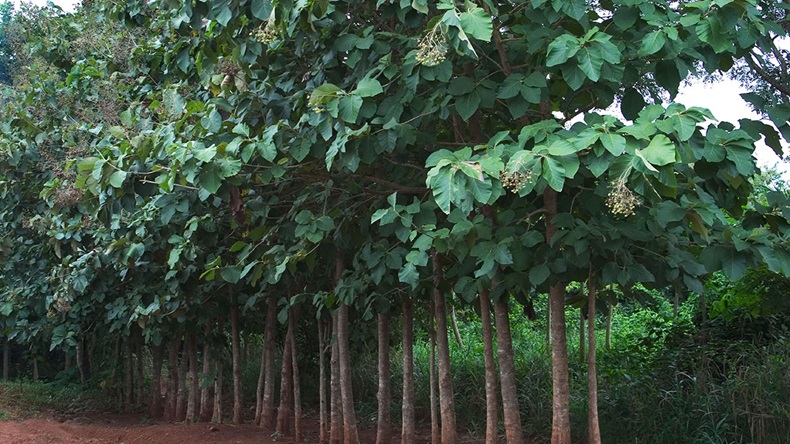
[0,410,491,444]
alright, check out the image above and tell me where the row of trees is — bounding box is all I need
[1,1,789,443]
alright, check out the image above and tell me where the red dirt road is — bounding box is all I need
[0,416,490,444]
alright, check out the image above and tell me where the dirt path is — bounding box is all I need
[0,416,490,444]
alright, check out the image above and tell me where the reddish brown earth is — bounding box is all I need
[0,414,489,444]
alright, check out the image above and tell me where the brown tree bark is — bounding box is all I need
[579,310,586,365]
[428,317,439,444]
[544,187,572,444]
[231,301,243,425]
[479,290,498,444]
[338,303,360,444]
[260,294,278,430]
[135,331,145,406]
[124,335,134,410]
[165,338,179,421]
[400,296,415,444]
[450,305,464,348]
[319,319,329,443]
[329,316,343,444]
[254,328,266,425]
[291,308,302,442]
[587,277,601,444]
[432,250,457,444]
[176,338,188,421]
[494,297,525,444]
[149,342,164,419]
[76,337,85,383]
[199,325,213,422]
[276,309,295,436]
[375,312,391,444]
[212,355,224,424]
[186,333,199,423]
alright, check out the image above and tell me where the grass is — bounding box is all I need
[0,379,115,420]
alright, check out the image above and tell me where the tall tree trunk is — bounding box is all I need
[329,316,343,444]
[605,304,612,350]
[124,336,134,410]
[3,337,9,380]
[86,335,96,380]
[255,330,266,425]
[579,310,586,365]
[212,355,224,424]
[546,300,552,354]
[277,309,295,436]
[375,312,391,444]
[494,297,525,444]
[76,337,85,383]
[186,333,199,423]
[176,338,188,421]
[199,326,213,422]
[336,252,359,444]
[545,187,572,444]
[432,250,457,444]
[291,308,302,442]
[401,296,415,444]
[231,301,243,424]
[150,342,164,419]
[110,337,120,398]
[450,306,463,348]
[479,290,498,444]
[135,330,145,406]
[338,303,359,444]
[32,355,38,382]
[260,295,278,430]
[428,315,439,444]
[165,338,179,421]
[587,277,601,444]
[319,319,328,444]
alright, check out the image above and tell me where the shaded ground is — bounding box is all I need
[0,414,491,444]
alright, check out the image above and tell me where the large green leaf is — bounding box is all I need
[542,156,566,191]
[638,30,666,56]
[639,134,676,166]
[546,34,581,67]
[458,6,492,42]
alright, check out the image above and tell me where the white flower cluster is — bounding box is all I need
[415,26,448,67]
[500,170,532,193]
[606,181,641,217]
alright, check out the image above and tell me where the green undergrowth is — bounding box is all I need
[0,379,114,420]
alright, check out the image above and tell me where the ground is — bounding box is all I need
[0,414,489,444]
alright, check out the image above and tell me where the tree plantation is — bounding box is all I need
[1,0,790,443]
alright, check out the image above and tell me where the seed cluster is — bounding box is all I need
[253,22,279,45]
[500,170,532,194]
[606,181,641,217]
[415,27,448,67]
[53,184,83,208]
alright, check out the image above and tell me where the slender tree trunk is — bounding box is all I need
[135,331,145,406]
[428,315,439,444]
[150,342,164,419]
[76,337,85,383]
[545,187,572,444]
[3,337,9,380]
[494,297,526,444]
[212,357,224,424]
[199,324,213,422]
[176,339,188,421]
[479,290,498,444]
[261,295,278,430]
[450,306,463,348]
[277,309,295,436]
[231,301,242,424]
[375,312,391,444]
[86,335,96,380]
[401,296,415,444]
[255,330,267,425]
[338,303,360,444]
[186,333,199,423]
[329,316,343,444]
[587,277,601,444]
[124,336,134,410]
[605,305,612,350]
[165,338,179,421]
[546,300,552,354]
[291,308,302,442]
[579,310,586,365]
[32,355,39,382]
[432,250,457,444]
[110,338,120,397]
[319,319,328,444]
